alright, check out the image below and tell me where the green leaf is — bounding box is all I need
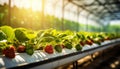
[14,29,29,42]
[26,31,37,39]
[40,36,55,42]
[0,26,15,41]
[0,30,7,41]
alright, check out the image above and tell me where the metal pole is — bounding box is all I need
[86,14,89,31]
[41,0,45,29]
[77,7,80,32]
[52,0,58,29]
[30,0,32,29]
[8,0,11,26]
[61,0,65,30]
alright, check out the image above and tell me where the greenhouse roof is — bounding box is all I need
[70,0,120,21]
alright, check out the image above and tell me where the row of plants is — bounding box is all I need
[0,26,120,59]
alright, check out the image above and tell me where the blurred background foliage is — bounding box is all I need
[0,3,120,32]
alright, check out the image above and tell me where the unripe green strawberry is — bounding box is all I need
[55,45,62,53]
[93,38,101,45]
[64,42,72,49]
[26,49,34,55]
[75,44,82,51]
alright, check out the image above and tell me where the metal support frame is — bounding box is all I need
[76,7,81,32]
[61,0,65,30]
[86,14,90,31]
[90,54,94,62]
[70,1,103,22]
[41,0,45,29]
[8,0,11,26]
[52,0,59,28]
[73,61,78,69]
[70,0,120,23]
[61,0,69,30]
[72,0,120,6]
[98,20,103,32]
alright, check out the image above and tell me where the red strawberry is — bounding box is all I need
[61,44,65,48]
[86,40,93,45]
[17,45,26,53]
[44,45,54,54]
[80,41,85,46]
[2,46,16,59]
[10,46,16,51]
[104,37,110,40]
[90,39,94,42]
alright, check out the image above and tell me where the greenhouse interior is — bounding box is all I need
[0,0,120,69]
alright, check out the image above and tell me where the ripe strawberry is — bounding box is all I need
[90,39,94,43]
[10,45,16,51]
[80,41,85,46]
[86,39,93,45]
[61,44,65,49]
[44,45,54,54]
[2,46,16,59]
[104,37,110,40]
[17,45,26,53]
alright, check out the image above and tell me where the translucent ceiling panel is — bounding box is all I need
[11,0,42,11]
[64,3,78,21]
[44,0,62,18]
[65,3,77,13]
[109,0,115,3]
[98,0,106,4]
[96,6,104,12]
[83,0,95,5]
[0,0,8,5]
[65,3,73,10]
[72,0,95,5]
[44,0,54,15]
[86,5,98,13]
[80,10,89,16]
[89,14,95,20]
[79,14,87,24]
[55,6,62,18]
[64,10,70,20]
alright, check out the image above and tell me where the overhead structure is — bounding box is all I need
[70,0,120,21]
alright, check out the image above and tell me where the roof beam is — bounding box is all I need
[72,0,120,7]
[70,1,102,21]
